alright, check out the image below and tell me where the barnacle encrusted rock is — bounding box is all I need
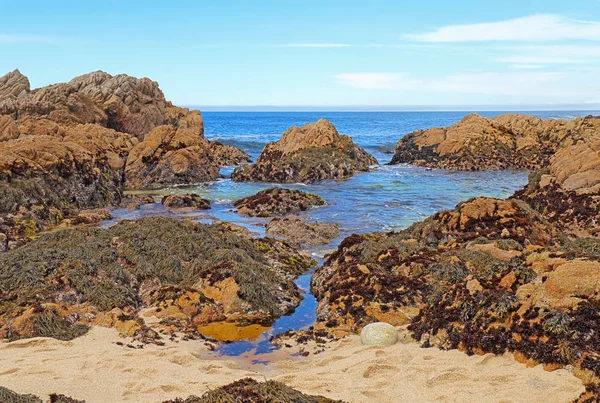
[234,188,326,217]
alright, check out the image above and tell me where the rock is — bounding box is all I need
[360,322,398,346]
[389,113,599,171]
[231,119,377,183]
[119,194,155,210]
[0,69,30,100]
[0,70,248,247]
[234,187,326,217]
[514,121,600,234]
[69,70,167,138]
[124,107,249,188]
[0,217,314,341]
[161,194,210,209]
[266,215,340,248]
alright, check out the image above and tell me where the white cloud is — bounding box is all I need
[0,34,58,44]
[335,71,598,96]
[498,56,585,64]
[406,14,600,42]
[510,64,545,70]
[274,43,351,48]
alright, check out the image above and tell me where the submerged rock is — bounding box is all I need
[266,215,340,249]
[162,378,344,403]
[161,194,211,209]
[0,217,314,341]
[360,322,398,346]
[234,187,326,217]
[231,119,377,183]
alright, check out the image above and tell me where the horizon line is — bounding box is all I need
[187,104,600,113]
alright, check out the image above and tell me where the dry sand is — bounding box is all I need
[0,326,585,403]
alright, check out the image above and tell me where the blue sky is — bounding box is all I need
[2,0,600,109]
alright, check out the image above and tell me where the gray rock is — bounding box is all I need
[360,322,398,346]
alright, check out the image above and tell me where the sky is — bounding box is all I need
[2,0,600,110]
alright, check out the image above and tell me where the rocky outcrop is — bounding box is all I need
[234,188,326,217]
[311,197,553,334]
[0,69,30,100]
[161,194,211,209]
[0,70,248,249]
[231,119,377,183]
[515,125,600,235]
[0,217,315,342]
[162,378,344,403]
[389,113,600,171]
[266,216,340,249]
[124,107,249,189]
[69,71,167,138]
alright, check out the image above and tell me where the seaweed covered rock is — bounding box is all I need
[0,70,248,249]
[0,387,84,403]
[234,188,326,217]
[515,127,600,235]
[162,194,211,209]
[231,119,377,183]
[162,378,343,403]
[311,197,552,334]
[266,216,340,249]
[390,113,600,171]
[0,217,314,341]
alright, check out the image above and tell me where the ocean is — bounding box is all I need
[108,110,595,358]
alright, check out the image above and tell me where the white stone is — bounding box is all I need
[360,322,398,346]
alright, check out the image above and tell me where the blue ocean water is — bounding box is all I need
[110,110,595,358]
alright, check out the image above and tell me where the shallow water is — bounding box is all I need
[107,111,594,358]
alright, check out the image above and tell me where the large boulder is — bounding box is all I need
[231,119,377,183]
[389,113,599,171]
[0,217,315,342]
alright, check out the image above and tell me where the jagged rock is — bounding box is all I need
[69,70,167,138]
[231,119,377,183]
[161,194,211,209]
[125,107,249,188]
[234,188,326,217]
[162,378,344,403]
[389,113,600,171]
[0,217,315,341]
[0,69,30,100]
[266,215,340,249]
[360,322,398,346]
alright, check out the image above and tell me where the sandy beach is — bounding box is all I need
[0,326,585,402]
